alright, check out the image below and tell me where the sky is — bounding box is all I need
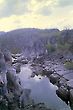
[0,0,73,31]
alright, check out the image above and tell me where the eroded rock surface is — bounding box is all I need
[0,51,53,110]
[29,55,73,110]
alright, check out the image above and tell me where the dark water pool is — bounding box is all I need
[18,65,71,110]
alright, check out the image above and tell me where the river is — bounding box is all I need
[18,64,71,110]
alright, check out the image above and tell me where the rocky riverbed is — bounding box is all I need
[17,64,71,110]
[0,51,73,110]
[12,53,73,110]
[0,50,51,110]
[29,55,73,110]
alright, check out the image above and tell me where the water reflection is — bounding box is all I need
[18,65,71,110]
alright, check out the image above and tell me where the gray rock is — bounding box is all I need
[3,49,12,66]
[63,72,73,80]
[56,86,69,104]
[0,51,8,95]
[49,74,60,85]
[0,51,7,73]
[57,78,67,87]
[20,60,28,64]
[70,89,73,110]
[5,92,14,103]
[13,63,21,73]
[0,95,3,102]
[7,67,22,95]
[20,89,32,108]
[67,79,73,89]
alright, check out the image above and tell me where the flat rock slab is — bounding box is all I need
[56,70,66,76]
[67,79,73,88]
[63,73,73,80]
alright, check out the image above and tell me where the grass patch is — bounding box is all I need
[64,61,73,70]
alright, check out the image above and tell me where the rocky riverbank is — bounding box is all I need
[0,51,56,110]
[16,54,73,110]
[29,55,73,110]
[11,53,73,109]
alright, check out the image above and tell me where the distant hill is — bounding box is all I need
[0,31,5,35]
[0,28,73,57]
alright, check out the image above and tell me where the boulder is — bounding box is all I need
[0,51,8,95]
[3,49,12,66]
[56,86,69,104]
[49,74,60,85]
[13,59,28,64]
[5,92,14,103]
[13,63,21,73]
[69,89,73,110]
[7,67,22,95]
[0,51,7,73]
[67,79,73,89]
[58,78,67,87]
[42,69,54,77]
[0,96,8,110]
[20,89,32,108]
[20,60,28,64]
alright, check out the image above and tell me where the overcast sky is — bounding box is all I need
[0,0,73,31]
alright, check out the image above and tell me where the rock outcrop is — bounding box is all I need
[0,50,51,110]
[30,55,73,110]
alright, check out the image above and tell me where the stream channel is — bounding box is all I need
[18,64,71,110]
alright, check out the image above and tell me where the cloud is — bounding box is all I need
[0,0,16,17]
[38,6,52,16]
[14,0,30,15]
[0,0,30,18]
[28,0,56,16]
[58,0,73,7]
[0,14,54,31]
[0,0,58,18]
[0,0,73,31]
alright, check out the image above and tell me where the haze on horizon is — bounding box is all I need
[0,0,73,32]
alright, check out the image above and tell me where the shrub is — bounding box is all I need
[57,43,70,54]
[64,61,73,70]
[47,43,56,53]
[11,48,21,54]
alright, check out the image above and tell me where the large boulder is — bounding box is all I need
[56,86,69,104]
[57,77,67,87]
[3,49,12,66]
[0,51,7,95]
[0,51,7,73]
[7,67,22,95]
[20,89,32,108]
[42,69,54,77]
[13,63,21,73]
[69,89,73,110]
[67,79,73,89]
[49,74,60,85]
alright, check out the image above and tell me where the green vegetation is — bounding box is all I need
[57,43,70,54]
[64,61,73,70]
[57,29,73,54]
[0,28,73,57]
[47,43,56,53]
[11,47,21,54]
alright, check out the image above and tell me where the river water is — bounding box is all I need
[18,64,71,110]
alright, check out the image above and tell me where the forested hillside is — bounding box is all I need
[0,28,73,58]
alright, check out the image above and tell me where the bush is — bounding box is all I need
[57,43,70,54]
[64,61,73,70]
[11,47,21,54]
[47,43,56,53]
